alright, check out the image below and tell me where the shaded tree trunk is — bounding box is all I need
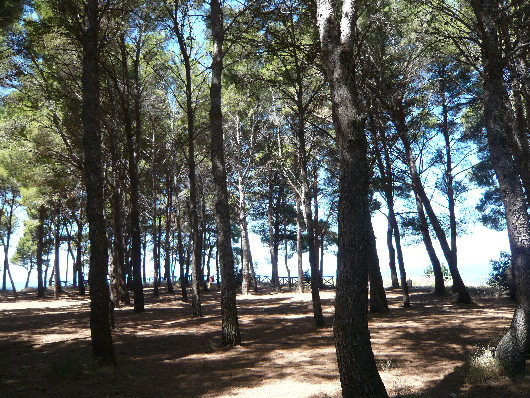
[122,30,144,313]
[316,1,388,395]
[296,198,304,293]
[36,205,45,297]
[175,187,188,300]
[210,0,241,345]
[76,216,85,295]
[471,0,530,375]
[368,223,388,313]
[165,170,174,294]
[81,0,115,364]
[53,208,63,299]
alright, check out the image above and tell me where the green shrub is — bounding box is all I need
[487,251,511,293]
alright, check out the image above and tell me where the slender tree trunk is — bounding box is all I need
[396,111,470,303]
[36,205,45,297]
[142,234,147,284]
[471,0,530,374]
[109,128,129,305]
[25,258,33,289]
[152,136,159,297]
[239,176,251,295]
[385,219,399,288]
[210,0,241,345]
[268,179,280,291]
[122,30,144,313]
[165,171,174,294]
[316,1,388,395]
[53,208,63,299]
[81,0,115,364]
[175,189,188,300]
[2,197,15,297]
[173,0,201,316]
[296,198,304,293]
[76,218,85,295]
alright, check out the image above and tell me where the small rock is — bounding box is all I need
[449,393,457,398]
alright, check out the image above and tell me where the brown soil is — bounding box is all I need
[0,286,528,397]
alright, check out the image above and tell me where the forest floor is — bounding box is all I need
[0,285,529,397]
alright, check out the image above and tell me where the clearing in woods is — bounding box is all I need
[0,287,529,397]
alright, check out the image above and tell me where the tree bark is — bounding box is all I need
[210,0,241,346]
[76,216,85,295]
[165,171,174,294]
[471,0,530,375]
[268,178,280,291]
[316,1,388,395]
[122,30,144,313]
[81,0,115,364]
[175,187,188,300]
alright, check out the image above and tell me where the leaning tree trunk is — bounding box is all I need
[471,0,530,375]
[316,1,388,396]
[210,0,241,346]
[81,0,115,365]
[396,111,470,303]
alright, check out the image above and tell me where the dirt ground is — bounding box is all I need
[0,286,529,398]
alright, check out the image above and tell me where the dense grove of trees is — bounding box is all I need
[0,0,528,396]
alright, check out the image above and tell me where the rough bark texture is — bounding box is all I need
[210,0,241,346]
[175,189,188,300]
[267,179,281,291]
[316,1,388,396]
[76,217,85,295]
[471,0,530,375]
[81,0,115,365]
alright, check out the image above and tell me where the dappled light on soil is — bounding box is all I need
[1,287,529,397]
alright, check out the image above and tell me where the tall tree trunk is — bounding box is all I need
[76,217,85,295]
[295,116,324,326]
[239,176,251,295]
[2,196,17,299]
[372,131,400,289]
[173,0,201,316]
[316,1,388,395]
[268,179,280,291]
[152,135,159,297]
[122,30,144,313]
[165,171,174,294]
[53,208,63,299]
[385,219,399,288]
[81,0,115,364]
[175,188,188,300]
[471,0,530,375]
[36,205,45,297]
[296,198,304,293]
[109,132,129,306]
[210,0,241,345]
